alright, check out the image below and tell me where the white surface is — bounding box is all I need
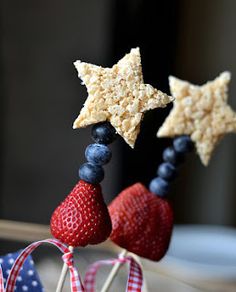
[163,225,236,280]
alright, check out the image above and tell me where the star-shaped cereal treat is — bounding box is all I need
[158,72,236,166]
[73,48,173,147]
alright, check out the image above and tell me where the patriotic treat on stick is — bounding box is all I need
[49,47,173,291]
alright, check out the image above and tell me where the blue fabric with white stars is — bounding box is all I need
[0,250,44,292]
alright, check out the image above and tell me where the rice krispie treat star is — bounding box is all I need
[158,72,236,166]
[73,48,173,147]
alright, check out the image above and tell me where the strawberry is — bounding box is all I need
[109,183,173,261]
[50,180,112,247]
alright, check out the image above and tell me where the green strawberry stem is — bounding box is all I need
[101,249,127,292]
[56,246,74,292]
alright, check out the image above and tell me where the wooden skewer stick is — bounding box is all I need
[101,249,127,292]
[0,219,50,242]
[56,246,74,292]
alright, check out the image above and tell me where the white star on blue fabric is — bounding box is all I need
[0,250,44,292]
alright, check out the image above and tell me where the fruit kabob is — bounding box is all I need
[50,47,173,291]
[99,71,236,291]
[0,47,173,292]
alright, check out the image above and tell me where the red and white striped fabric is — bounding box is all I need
[62,251,84,292]
[0,266,4,292]
[0,239,143,292]
[84,254,143,292]
[0,238,84,292]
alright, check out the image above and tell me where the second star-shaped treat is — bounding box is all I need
[158,72,236,165]
[73,48,173,147]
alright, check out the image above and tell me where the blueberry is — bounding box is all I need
[92,122,116,144]
[149,177,169,197]
[173,135,194,153]
[157,162,176,181]
[79,162,104,184]
[163,147,184,165]
[85,143,112,165]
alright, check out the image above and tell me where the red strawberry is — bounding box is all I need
[50,180,112,247]
[109,183,173,261]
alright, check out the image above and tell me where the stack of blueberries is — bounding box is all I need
[149,135,193,197]
[79,122,116,184]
